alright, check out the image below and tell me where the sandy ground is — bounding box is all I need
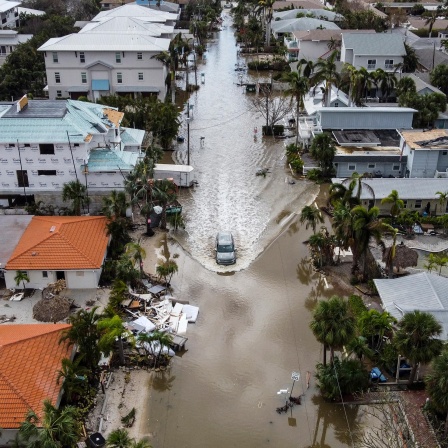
[85,367,155,443]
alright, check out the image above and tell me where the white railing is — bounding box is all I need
[435,170,448,178]
[303,166,319,175]
[298,117,322,138]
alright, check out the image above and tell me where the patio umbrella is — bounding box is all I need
[33,296,71,322]
[382,242,418,272]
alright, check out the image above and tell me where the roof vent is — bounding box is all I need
[50,226,56,232]
[31,251,37,256]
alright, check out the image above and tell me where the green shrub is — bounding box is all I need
[348,294,367,318]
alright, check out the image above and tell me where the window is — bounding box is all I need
[334,102,339,107]
[24,144,30,147]
[56,90,62,98]
[415,200,422,209]
[403,200,407,208]
[115,52,121,63]
[38,170,57,176]
[368,163,375,169]
[138,72,143,81]
[81,72,87,84]
[39,144,55,155]
[42,271,48,278]
[55,72,61,84]
[348,163,356,171]
[8,143,14,148]
[16,170,29,187]
[367,59,376,69]
[385,59,394,69]
[392,164,400,171]
[443,151,447,156]
[137,52,142,60]
[80,52,85,63]
[52,52,58,63]
[117,72,122,84]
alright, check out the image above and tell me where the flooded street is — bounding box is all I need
[143,13,367,447]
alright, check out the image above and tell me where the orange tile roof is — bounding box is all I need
[0,324,72,429]
[5,216,109,270]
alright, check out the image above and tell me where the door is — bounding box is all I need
[56,271,65,280]
[16,170,29,187]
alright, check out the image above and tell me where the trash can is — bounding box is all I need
[88,432,106,448]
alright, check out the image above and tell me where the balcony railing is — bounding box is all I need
[435,170,448,178]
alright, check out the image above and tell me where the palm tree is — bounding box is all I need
[102,190,128,219]
[425,347,448,435]
[257,0,275,46]
[433,251,448,275]
[424,252,437,273]
[358,309,396,351]
[310,51,340,107]
[107,429,132,448]
[98,314,130,365]
[346,336,374,364]
[351,205,389,278]
[115,253,139,284]
[424,10,438,38]
[60,307,102,373]
[309,132,336,177]
[436,190,448,215]
[14,270,29,291]
[332,203,354,256]
[152,179,178,230]
[106,429,152,448]
[125,242,146,279]
[57,357,89,404]
[282,71,309,145]
[62,180,89,216]
[106,217,131,259]
[310,295,356,366]
[342,63,362,107]
[19,399,81,448]
[329,182,359,208]
[372,68,396,101]
[394,310,443,384]
[152,330,174,368]
[299,204,324,233]
[156,259,178,286]
[297,58,314,78]
[381,189,404,219]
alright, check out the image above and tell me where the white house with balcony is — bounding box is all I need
[0,30,32,65]
[38,32,170,101]
[0,0,20,29]
[0,96,145,212]
[340,33,405,72]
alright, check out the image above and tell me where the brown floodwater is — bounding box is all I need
[143,12,368,447]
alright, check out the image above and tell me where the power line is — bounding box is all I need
[190,106,254,131]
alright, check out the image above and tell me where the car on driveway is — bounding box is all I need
[215,232,236,265]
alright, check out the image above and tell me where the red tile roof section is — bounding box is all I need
[5,216,109,270]
[0,324,72,429]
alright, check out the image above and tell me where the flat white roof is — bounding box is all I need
[154,164,193,173]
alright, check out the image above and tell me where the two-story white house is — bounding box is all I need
[340,33,405,72]
[400,129,448,178]
[38,32,170,101]
[0,96,145,212]
[0,0,20,29]
[0,30,32,66]
[38,4,178,101]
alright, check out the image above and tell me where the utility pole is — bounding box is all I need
[187,101,190,166]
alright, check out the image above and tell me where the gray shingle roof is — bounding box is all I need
[374,272,448,339]
[332,178,448,200]
[342,33,406,56]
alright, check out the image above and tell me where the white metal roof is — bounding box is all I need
[79,16,174,36]
[154,164,193,173]
[0,1,20,13]
[374,272,448,339]
[38,33,170,52]
[332,178,448,200]
[342,32,406,56]
[93,3,178,21]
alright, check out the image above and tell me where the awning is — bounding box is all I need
[92,79,110,91]
[115,86,160,93]
[67,86,89,92]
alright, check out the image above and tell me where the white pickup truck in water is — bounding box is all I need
[153,164,195,187]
